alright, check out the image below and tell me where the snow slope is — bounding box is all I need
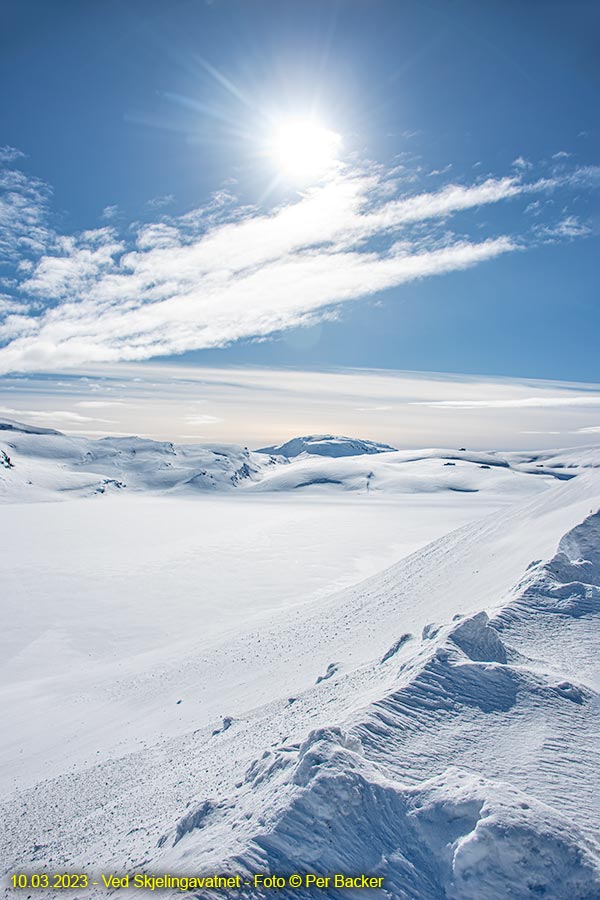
[1,454,599,899]
[0,418,266,502]
[152,477,600,899]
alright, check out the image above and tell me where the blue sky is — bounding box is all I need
[0,1,599,444]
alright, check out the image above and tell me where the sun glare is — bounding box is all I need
[269,118,342,180]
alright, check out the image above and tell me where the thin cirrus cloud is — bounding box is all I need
[0,405,114,424]
[0,155,596,375]
[2,364,600,450]
[412,396,600,409]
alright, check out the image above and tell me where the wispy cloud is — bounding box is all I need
[0,146,26,164]
[185,413,223,425]
[2,364,600,450]
[413,396,600,409]
[100,204,120,221]
[0,153,597,375]
[76,399,126,408]
[0,405,114,424]
[512,156,533,171]
[534,215,592,241]
[0,161,53,263]
[146,194,175,210]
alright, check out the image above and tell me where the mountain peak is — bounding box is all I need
[256,434,397,459]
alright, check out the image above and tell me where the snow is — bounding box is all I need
[256,434,396,458]
[1,417,587,503]
[0,491,512,791]
[1,418,600,899]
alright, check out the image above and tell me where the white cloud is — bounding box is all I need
[0,154,596,375]
[185,413,223,425]
[0,165,53,261]
[101,204,120,221]
[512,156,533,170]
[0,169,524,373]
[0,405,114,423]
[146,194,175,209]
[0,295,27,316]
[355,405,393,412]
[412,396,600,409]
[2,364,600,450]
[427,164,452,177]
[0,146,26,164]
[17,228,124,301]
[76,400,126,408]
[535,215,591,241]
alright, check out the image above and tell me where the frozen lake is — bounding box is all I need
[1,489,506,789]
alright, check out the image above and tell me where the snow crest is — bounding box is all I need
[155,510,600,898]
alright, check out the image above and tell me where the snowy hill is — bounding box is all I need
[256,434,396,458]
[3,416,600,503]
[0,418,265,501]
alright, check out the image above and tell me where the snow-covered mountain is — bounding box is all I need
[256,434,396,458]
[0,418,265,501]
[2,417,599,503]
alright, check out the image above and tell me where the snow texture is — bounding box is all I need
[1,417,600,899]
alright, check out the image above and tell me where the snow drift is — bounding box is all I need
[154,501,600,899]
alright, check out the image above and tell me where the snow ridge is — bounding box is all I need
[157,510,600,899]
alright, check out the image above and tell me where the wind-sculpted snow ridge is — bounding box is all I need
[497,511,600,624]
[213,735,599,900]
[157,508,600,899]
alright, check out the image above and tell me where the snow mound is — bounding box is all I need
[256,434,396,458]
[249,450,553,496]
[0,416,62,435]
[0,424,265,500]
[498,510,600,624]
[260,735,600,900]
[164,729,600,900]
[153,494,600,898]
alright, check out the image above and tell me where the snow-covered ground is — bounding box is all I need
[2,419,597,503]
[1,419,599,899]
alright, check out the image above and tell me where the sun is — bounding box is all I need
[269,118,342,181]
